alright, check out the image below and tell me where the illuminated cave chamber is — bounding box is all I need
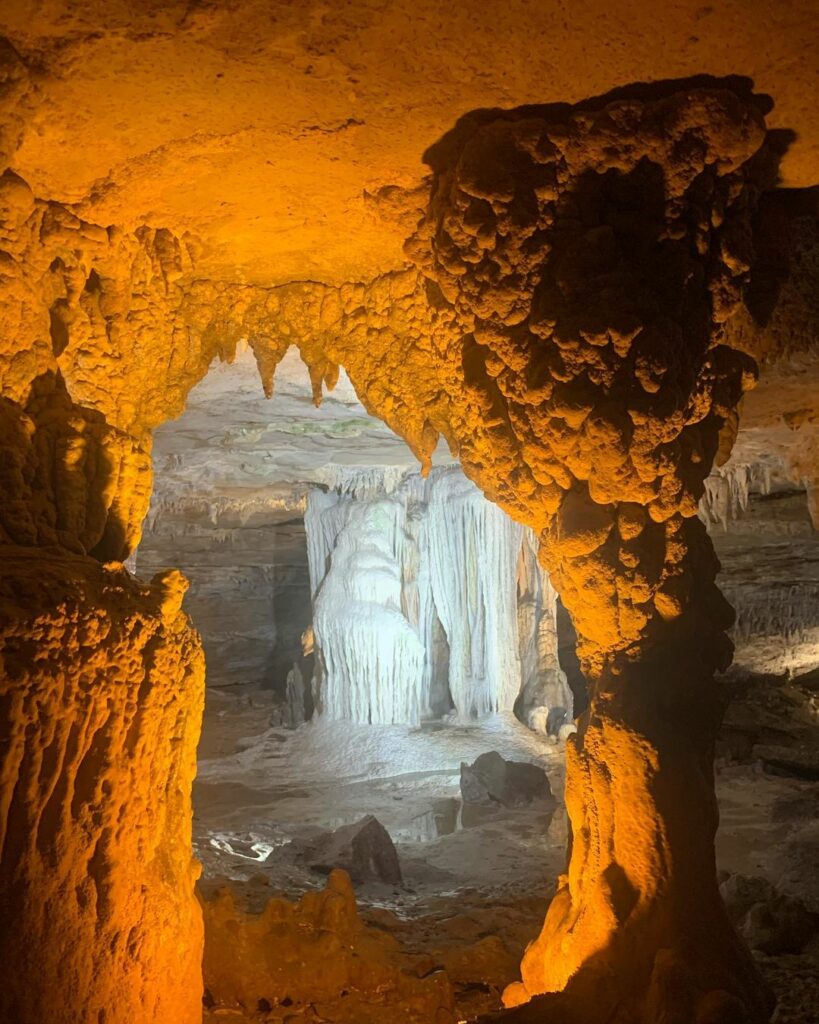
[138,346,576,733]
[3,25,819,1021]
[133,343,579,1021]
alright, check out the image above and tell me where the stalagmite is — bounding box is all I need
[313,497,426,725]
[0,557,204,1024]
[516,530,573,736]
[2,19,817,1018]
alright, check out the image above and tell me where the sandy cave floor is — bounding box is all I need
[196,688,819,1023]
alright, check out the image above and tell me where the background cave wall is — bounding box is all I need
[137,502,311,692]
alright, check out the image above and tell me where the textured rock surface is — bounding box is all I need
[720,874,819,955]
[1,20,818,1020]
[460,751,554,809]
[300,815,403,886]
[404,87,776,1021]
[1,1,818,286]
[0,550,204,1024]
[201,868,454,1021]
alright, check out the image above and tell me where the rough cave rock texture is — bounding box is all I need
[2,0,818,286]
[402,87,777,1022]
[2,19,819,1021]
[0,552,204,1024]
[201,868,454,1022]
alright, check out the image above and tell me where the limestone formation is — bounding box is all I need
[1,15,819,1020]
[460,751,554,809]
[0,552,204,1024]
[404,86,777,1022]
[306,466,570,727]
[300,815,404,886]
[201,869,454,1021]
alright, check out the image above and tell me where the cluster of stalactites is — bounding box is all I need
[305,466,570,728]
[699,460,775,530]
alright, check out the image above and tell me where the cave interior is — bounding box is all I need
[1,3,819,1024]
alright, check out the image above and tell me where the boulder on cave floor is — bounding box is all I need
[299,815,403,885]
[720,873,819,955]
[753,744,819,781]
[460,751,554,809]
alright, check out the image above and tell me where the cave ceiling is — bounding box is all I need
[1,0,818,555]
[150,346,453,515]
[2,0,818,287]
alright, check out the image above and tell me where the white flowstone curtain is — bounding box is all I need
[313,498,426,725]
[426,469,524,717]
[306,466,569,728]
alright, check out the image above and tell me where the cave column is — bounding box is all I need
[0,558,205,1024]
[0,170,206,1024]
[408,87,776,1021]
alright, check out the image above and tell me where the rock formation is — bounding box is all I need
[307,466,572,728]
[201,869,453,1021]
[460,751,554,809]
[1,6,819,1018]
[403,87,777,1022]
[0,554,204,1024]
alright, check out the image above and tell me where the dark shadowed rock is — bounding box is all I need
[753,744,819,781]
[460,751,554,809]
[720,873,777,923]
[302,815,402,885]
[740,897,818,955]
[720,873,819,954]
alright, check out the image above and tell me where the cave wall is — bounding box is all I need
[1,57,818,1024]
[137,499,311,692]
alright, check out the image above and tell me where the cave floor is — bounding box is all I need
[195,692,567,912]
[196,688,819,1023]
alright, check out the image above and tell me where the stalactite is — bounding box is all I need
[426,468,524,717]
[700,460,775,530]
[726,583,819,646]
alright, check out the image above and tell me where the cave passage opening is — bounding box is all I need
[131,341,583,1015]
[4,63,819,1024]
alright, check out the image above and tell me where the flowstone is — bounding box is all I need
[306,467,572,728]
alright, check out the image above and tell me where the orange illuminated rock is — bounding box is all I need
[1,54,817,1024]
[201,869,455,1022]
[0,550,205,1024]
[404,85,777,1023]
